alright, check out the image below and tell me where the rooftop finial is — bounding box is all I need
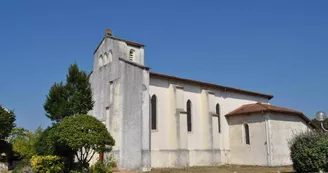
[105,28,112,37]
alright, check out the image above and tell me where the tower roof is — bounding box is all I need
[94,29,144,54]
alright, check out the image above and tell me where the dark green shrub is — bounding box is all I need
[35,125,75,172]
[289,131,328,172]
[91,160,111,173]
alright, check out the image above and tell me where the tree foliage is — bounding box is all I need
[57,115,115,169]
[31,155,65,173]
[0,105,16,140]
[9,127,42,162]
[35,124,76,171]
[289,131,328,172]
[44,64,94,122]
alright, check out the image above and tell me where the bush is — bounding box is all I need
[91,160,111,173]
[31,155,64,173]
[9,127,42,162]
[289,131,328,172]
[106,155,117,168]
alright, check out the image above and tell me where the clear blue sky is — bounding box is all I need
[0,1,327,130]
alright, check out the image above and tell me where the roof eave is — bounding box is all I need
[150,72,273,100]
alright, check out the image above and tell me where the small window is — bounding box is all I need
[244,123,250,145]
[216,104,221,133]
[129,49,135,61]
[98,55,104,67]
[151,95,157,130]
[187,100,192,132]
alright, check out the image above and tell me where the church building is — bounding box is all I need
[89,29,316,171]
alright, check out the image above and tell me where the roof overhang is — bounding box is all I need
[150,72,273,100]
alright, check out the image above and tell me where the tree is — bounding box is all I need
[57,115,115,170]
[8,127,42,162]
[44,64,94,122]
[35,124,75,171]
[0,105,15,140]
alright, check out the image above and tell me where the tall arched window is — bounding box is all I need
[216,104,221,133]
[187,100,192,132]
[244,123,250,145]
[151,95,157,130]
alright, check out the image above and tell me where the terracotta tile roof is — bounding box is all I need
[226,102,318,129]
[150,72,274,100]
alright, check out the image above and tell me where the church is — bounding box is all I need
[89,29,316,171]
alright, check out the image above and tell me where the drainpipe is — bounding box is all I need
[263,112,271,166]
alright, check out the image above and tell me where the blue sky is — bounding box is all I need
[0,1,327,130]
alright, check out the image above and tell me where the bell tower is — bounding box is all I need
[89,29,150,171]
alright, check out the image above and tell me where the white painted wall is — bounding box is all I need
[269,113,311,166]
[228,112,313,166]
[127,45,144,65]
[228,113,268,165]
[149,76,270,167]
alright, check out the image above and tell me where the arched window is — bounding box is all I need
[244,123,250,145]
[151,95,157,130]
[108,51,113,63]
[187,100,192,132]
[129,49,135,61]
[98,55,103,67]
[216,104,221,133]
[103,53,108,65]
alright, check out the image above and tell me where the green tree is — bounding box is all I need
[0,105,16,140]
[9,127,42,162]
[57,115,115,170]
[35,124,75,171]
[44,64,94,122]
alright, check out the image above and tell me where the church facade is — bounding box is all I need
[89,29,316,171]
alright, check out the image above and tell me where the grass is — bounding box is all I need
[147,165,294,173]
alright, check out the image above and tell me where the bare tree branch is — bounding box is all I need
[87,151,96,163]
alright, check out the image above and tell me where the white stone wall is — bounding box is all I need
[149,76,269,167]
[228,113,268,165]
[90,36,150,171]
[228,112,313,166]
[269,113,311,166]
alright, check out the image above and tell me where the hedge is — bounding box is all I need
[289,131,328,172]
